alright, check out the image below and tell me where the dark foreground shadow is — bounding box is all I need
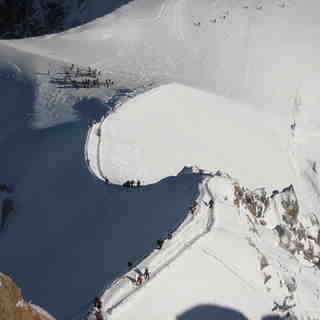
[177,305,248,320]
[177,305,288,320]
[0,115,202,319]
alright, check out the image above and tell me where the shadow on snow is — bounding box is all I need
[0,110,201,319]
[177,304,287,320]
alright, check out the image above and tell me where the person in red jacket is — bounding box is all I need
[136,274,144,286]
[95,309,104,320]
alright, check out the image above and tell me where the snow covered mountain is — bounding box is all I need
[86,83,320,320]
[1,0,320,319]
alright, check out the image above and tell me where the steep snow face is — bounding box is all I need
[87,83,294,190]
[3,0,320,112]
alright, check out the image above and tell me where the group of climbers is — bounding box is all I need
[88,195,213,318]
[135,268,150,286]
[123,180,141,188]
[51,64,114,90]
[102,178,142,187]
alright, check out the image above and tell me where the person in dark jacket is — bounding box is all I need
[144,268,150,281]
[156,239,164,249]
[136,274,143,286]
[94,296,102,310]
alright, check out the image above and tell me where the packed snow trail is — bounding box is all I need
[87,175,216,318]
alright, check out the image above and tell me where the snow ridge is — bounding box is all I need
[83,169,320,319]
[87,174,216,318]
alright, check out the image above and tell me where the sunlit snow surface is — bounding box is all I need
[1,0,320,319]
[4,0,320,112]
[87,83,293,190]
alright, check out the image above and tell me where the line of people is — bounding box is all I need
[89,193,214,319]
[67,64,101,78]
[50,64,115,89]
[89,210,187,318]
[57,77,113,89]
[123,180,141,188]
[102,178,142,187]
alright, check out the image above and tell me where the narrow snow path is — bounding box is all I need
[84,124,101,180]
[93,175,215,317]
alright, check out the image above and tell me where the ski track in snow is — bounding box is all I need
[200,248,257,292]
[173,0,186,45]
[94,176,216,317]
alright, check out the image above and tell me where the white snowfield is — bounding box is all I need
[3,0,320,112]
[1,0,320,320]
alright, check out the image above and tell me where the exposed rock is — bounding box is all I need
[233,183,269,218]
[233,181,320,267]
[0,272,55,320]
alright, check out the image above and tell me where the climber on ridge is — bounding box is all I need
[144,267,150,281]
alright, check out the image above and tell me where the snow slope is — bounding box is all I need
[1,0,320,319]
[3,0,320,113]
[86,172,320,320]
